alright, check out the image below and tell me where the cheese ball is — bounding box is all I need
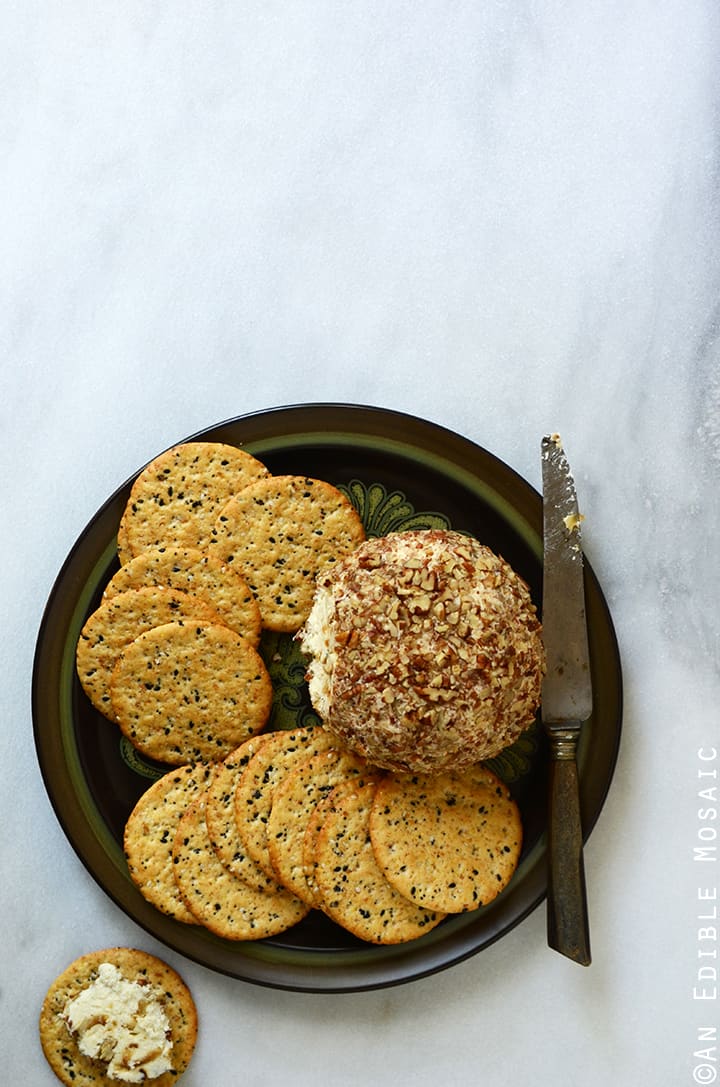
[298,529,545,773]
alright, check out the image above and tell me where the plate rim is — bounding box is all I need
[32,402,623,992]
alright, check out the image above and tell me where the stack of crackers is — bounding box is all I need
[76,441,366,764]
[124,725,522,945]
[75,440,523,946]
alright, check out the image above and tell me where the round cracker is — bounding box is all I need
[233,725,338,879]
[123,762,214,923]
[172,796,308,939]
[369,768,523,913]
[76,585,225,720]
[123,441,269,557]
[211,475,365,632]
[267,748,370,904]
[204,736,290,893]
[312,779,445,944]
[104,545,262,646]
[39,947,197,1087]
[110,620,272,765]
[301,777,367,907]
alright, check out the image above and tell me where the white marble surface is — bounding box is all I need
[3,2,719,1083]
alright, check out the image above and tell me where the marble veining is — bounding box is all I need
[2,3,720,1085]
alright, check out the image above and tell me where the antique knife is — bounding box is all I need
[541,434,593,966]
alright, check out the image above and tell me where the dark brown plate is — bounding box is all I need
[32,404,622,991]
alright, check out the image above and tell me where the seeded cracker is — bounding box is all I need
[123,441,269,557]
[233,725,338,879]
[211,475,365,632]
[110,621,272,765]
[124,762,214,923]
[301,777,368,907]
[369,767,523,913]
[39,947,197,1087]
[76,585,225,720]
[104,544,262,646]
[172,796,309,939]
[267,748,371,904]
[312,779,445,944]
[204,736,293,893]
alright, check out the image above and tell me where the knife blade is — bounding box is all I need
[541,434,593,966]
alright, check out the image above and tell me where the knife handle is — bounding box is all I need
[547,731,591,966]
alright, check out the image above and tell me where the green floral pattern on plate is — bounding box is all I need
[339,479,451,537]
